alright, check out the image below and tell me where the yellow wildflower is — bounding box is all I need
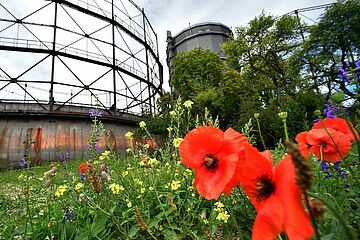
[149,158,159,166]
[55,185,68,197]
[126,199,132,208]
[173,138,183,148]
[170,180,181,191]
[139,121,146,129]
[169,110,176,117]
[216,210,230,223]
[183,100,194,108]
[102,150,110,156]
[75,183,84,192]
[215,201,224,209]
[167,127,173,132]
[125,131,134,140]
[122,171,129,177]
[109,183,125,195]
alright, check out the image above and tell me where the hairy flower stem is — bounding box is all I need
[303,192,321,240]
[307,192,356,240]
[255,118,266,149]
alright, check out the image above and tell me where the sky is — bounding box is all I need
[134,0,336,89]
[0,0,336,110]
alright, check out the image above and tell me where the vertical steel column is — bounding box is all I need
[111,0,116,115]
[50,1,58,111]
[143,9,152,115]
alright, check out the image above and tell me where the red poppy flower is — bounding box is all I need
[238,145,314,240]
[312,118,359,142]
[179,126,248,200]
[306,128,351,162]
[296,118,355,162]
[78,163,87,175]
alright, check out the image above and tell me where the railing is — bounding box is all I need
[0,36,150,81]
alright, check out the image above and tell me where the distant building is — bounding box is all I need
[166,22,232,87]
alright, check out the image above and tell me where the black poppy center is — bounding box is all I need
[204,154,218,170]
[256,174,275,201]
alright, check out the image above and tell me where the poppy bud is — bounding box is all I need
[308,199,326,220]
[44,179,53,188]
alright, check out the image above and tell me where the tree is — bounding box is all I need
[302,0,360,103]
[223,13,305,107]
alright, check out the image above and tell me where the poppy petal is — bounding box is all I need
[221,129,250,194]
[252,195,284,240]
[194,153,238,199]
[312,118,358,142]
[238,145,273,210]
[295,132,310,159]
[274,156,314,239]
[179,126,224,169]
[307,128,352,162]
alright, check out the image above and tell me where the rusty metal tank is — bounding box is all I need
[0,103,140,169]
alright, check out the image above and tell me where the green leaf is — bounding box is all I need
[162,229,180,240]
[91,213,108,235]
[128,225,139,239]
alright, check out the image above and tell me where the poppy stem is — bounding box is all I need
[307,192,356,240]
[303,192,321,240]
[282,119,289,141]
[343,117,360,163]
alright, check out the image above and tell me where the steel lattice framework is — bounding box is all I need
[0,0,163,116]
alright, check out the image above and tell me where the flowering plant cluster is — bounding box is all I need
[179,117,358,240]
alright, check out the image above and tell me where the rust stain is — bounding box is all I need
[73,128,76,153]
[34,127,42,166]
[107,130,117,150]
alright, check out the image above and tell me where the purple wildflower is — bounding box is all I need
[20,158,26,168]
[80,174,85,183]
[89,109,96,117]
[95,143,100,154]
[320,161,327,171]
[97,111,103,117]
[337,68,349,83]
[64,208,70,220]
[66,152,71,159]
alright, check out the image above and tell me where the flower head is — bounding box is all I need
[109,183,125,195]
[173,137,183,148]
[183,100,194,108]
[55,185,68,197]
[296,118,358,162]
[139,121,146,129]
[75,183,84,192]
[179,126,248,200]
[125,131,134,140]
[337,68,349,83]
[78,163,87,175]
[238,145,314,239]
[169,110,177,117]
[170,180,181,191]
[20,158,27,168]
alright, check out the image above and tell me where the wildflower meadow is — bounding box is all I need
[1,1,360,239]
[0,96,359,240]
